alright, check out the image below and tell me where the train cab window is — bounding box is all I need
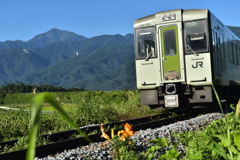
[135,27,156,60]
[184,19,208,54]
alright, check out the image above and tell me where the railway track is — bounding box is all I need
[0,108,216,160]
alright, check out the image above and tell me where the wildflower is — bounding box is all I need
[100,124,110,140]
[99,123,137,141]
[118,123,137,141]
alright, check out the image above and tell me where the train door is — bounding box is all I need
[158,23,185,82]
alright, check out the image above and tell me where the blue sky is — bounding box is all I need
[0,0,239,42]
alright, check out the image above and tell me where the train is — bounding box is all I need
[134,9,240,109]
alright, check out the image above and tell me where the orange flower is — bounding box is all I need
[100,124,110,140]
[117,123,137,141]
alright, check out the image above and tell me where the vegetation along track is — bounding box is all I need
[0,108,216,160]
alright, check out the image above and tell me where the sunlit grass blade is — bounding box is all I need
[212,84,223,113]
[26,92,92,160]
[235,99,240,126]
[233,131,240,149]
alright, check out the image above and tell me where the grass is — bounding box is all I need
[169,85,240,160]
[4,87,238,160]
[23,105,74,112]
[26,92,92,160]
[0,90,164,157]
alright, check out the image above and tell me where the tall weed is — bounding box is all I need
[26,92,91,160]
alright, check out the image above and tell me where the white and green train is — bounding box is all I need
[134,9,240,109]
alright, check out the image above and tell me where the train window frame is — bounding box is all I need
[220,34,225,59]
[228,39,233,63]
[237,46,240,66]
[233,43,238,64]
[184,19,209,55]
[212,29,216,47]
[213,31,222,76]
[135,27,157,60]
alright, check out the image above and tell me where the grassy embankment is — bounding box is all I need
[0,90,166,154]
[2,89,239,159]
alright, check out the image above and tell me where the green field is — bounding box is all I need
[0,90,164,142]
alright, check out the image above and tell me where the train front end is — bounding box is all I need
[134,9,213,109]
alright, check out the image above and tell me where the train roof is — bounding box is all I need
[134,9,209,28]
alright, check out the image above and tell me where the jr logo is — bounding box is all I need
[192,61,203,68]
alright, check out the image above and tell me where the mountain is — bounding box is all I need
[11,45,135,90]
[29,33,134,64]
[0,33,134,80]
[0,49,49,81]
[0,28,87,50]
[0,30,136,90]
[69,60,136,91]
[0,40,28,50]
[27,28,87,49]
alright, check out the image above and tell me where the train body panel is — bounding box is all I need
[134,9,240,109]
[185,53,212,86]
[135,58,161,90]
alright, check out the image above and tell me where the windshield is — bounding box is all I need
[184,19,209,54]
[135,27,156,60]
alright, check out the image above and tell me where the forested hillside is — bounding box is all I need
[0,28,135,90]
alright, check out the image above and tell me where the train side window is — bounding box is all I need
[220,34,225,59]
[215,32,218,51]
[228,40,233,63]
[238,46,240,65]
[233,43,238,64]
[214,31,221,76]
[212,29,216,46]
[135,27,156,60]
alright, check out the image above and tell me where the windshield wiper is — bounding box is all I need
[145,44,154,61]
[145,51,152,61]
[186,45,198,56]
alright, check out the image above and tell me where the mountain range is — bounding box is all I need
[0,26,240,91]
[0,28,135,90]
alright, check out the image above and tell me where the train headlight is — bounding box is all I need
[162,13,176,21]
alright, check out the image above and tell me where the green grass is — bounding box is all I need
[1,87,239,159]
[23,105,74,112]
[170,85,240,160]
[26,92,92,160]
[0,90,164,157]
